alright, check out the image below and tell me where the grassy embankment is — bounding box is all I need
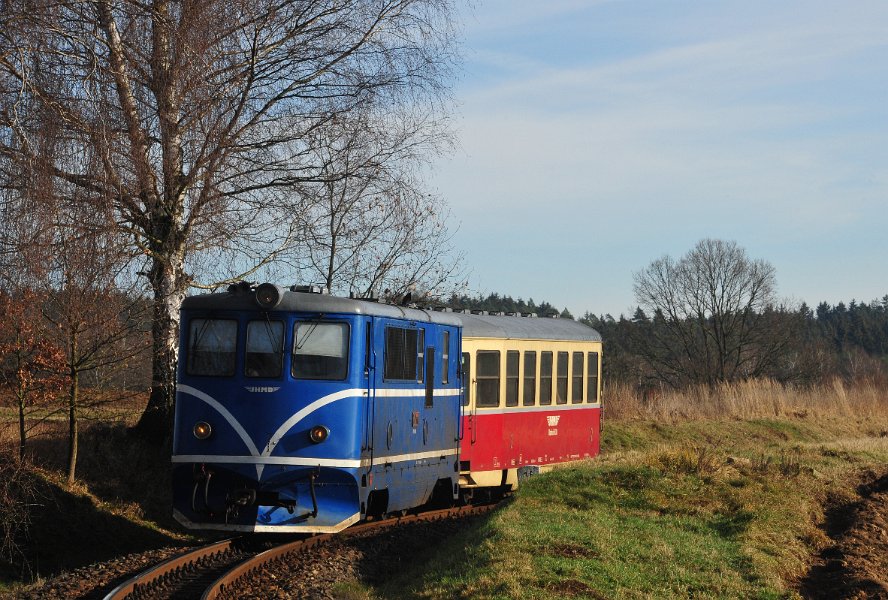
[0,394,191,589]
[361,379,888,599]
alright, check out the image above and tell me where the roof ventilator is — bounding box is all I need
[290,284,325,294]
[228,281,254,294]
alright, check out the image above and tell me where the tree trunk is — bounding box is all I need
[17,383,26,461]
[133,249,187,443]
[66,368,78,487]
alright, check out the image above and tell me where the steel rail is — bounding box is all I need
[202,504,497,600]
[102,538,244,600]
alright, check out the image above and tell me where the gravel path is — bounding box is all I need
[6,514,475,600]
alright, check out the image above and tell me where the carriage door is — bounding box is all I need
[462,352,476,445]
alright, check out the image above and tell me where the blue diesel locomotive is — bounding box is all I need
[172,283,463,533]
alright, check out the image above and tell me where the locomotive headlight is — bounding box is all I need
[193,421,213,440]
[309,425,329,444]
[255,283,284,310]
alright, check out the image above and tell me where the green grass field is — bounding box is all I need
[368,414,888,599]
[2,381,886,597]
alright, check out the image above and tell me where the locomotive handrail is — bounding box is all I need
[470,378,477,445]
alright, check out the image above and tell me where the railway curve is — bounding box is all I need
[102,504,496,600]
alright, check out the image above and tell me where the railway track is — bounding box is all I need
[103,504,496,600]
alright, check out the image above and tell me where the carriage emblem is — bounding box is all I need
[546,415,560,427]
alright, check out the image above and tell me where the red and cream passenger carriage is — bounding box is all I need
[455,312,602,495]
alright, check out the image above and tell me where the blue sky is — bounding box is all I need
[430,0,888,318]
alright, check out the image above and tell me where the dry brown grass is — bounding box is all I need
[604,378,888,422]
[0,389,147,462]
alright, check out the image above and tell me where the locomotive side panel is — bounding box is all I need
[363,317,461,515]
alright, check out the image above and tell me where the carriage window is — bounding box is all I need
[293,322,349,380]
[188,319,237,376]
[384,326,420,381]
[556,351,568,404]
[461,352,470,406]
[523,351,536,406]
[442,331,450,385]
[246,320,284,378]
[476,351,500,408]
[588,351,600,402]
[572,352,584,404]
[540,351,553,405]
[506,351,519,407]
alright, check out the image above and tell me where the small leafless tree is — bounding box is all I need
[0,163,67,460]
[633,239,797,388]
[1,0,459,440]
[39,203,149,486]
[292,114,463,298]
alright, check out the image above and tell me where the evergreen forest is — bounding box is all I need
[445,292,888,390]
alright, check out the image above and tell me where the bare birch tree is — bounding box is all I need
[1,0,458,440]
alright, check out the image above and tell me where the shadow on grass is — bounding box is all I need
[711,509,754,537]
[1,422,185,583]
[25,422,175,528]
[1,465,181,583]
[356,511,499,600]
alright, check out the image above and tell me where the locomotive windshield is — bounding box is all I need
[187,319,237,376]
[245,320,284,378]
[292,321,349,380]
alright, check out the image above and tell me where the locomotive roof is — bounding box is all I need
[456,312,602,342]
[181,286,602,341]
[181,287,464,327]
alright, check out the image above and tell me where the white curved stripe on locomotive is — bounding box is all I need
[177,384,262,457]
[176,384,460,477]
[171,447,459,469]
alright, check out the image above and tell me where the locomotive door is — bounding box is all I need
[364,318,377,468]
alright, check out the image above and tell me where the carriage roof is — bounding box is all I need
[456,312,602,342]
